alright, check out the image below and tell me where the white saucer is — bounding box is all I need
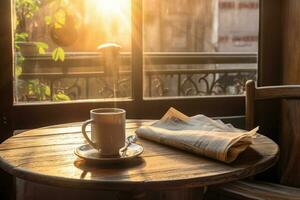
[74,143,144,164]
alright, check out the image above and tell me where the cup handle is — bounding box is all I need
[81,119,99,150]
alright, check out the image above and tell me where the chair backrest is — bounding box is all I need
[245,80,300,187]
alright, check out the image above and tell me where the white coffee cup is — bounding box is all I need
[81,108,126,157]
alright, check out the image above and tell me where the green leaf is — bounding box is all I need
[26,12,34,18]
[39,84,49,100]
[44,86,51,97]
[15,32,29,42]
[28,79,38,96]
[35,42,48,54]
[52,47,65,62]
[54,22,63,29]
[44,16,52,25]
[16,54,25,65]
[15,65,23,77]
[54,9,66,29]
[53,92,70,101]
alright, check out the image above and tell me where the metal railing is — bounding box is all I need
[16,52,257,102]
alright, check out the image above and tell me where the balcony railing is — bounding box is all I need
[16,52,257,102]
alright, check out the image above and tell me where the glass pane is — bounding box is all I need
[13,0,132,104]
[143,0,259,98]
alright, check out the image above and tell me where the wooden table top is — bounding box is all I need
[0,120,279,191]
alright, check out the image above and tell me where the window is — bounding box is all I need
[2,0,260,130]
[143,0,258,98]
[14,0,258,103]
[14,0,132,103]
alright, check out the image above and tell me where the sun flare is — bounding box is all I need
[94,0,130,16]
[84,0,131,48]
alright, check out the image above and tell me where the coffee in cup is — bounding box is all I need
[81,108,126,157]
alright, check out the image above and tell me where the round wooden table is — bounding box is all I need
[0,120,279,200]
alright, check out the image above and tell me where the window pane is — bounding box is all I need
[14,0,132,104]
[143,0,259,98]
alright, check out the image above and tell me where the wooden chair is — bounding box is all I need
[206,80,300,200]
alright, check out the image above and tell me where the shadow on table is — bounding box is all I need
[73,158,146,179]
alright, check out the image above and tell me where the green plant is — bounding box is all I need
[15,0,40,31]
[15,0,66,61]
[15,0,70,101]
[28,80,51,101]
[53,91,71,101]
[14,33,27,77]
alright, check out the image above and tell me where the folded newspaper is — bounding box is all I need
[136,107,258,163]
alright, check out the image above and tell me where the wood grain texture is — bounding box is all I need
[0,120,278,192]
[16,179,206,200]
[258,0,282,86]
[246,80,300,101]
[246,80,255,131]
[255,86,300,100]
[280,0,300,189]
[280,100,300,187]
[282,0,300,85]
[208,180,300,200]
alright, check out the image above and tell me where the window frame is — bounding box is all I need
[1,0,268,136]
